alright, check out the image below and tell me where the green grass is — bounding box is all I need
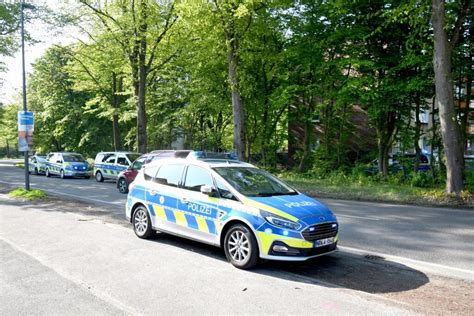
[9,188,47,200]
[278,171,473,207]
[15,162,24,168]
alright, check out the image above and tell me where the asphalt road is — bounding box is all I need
[0,197,417,315]
[1,159,473,274]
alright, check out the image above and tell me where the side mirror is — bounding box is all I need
[200,185,215,196]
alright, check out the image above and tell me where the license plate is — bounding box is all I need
[314,237,335,248]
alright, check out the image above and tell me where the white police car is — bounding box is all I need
[126,158,338,269]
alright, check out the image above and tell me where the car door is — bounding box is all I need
[103,154,116,179]
[145,163,185,234]
[116,154,130,178]
[49,153,62,175]
[175,164,220,245]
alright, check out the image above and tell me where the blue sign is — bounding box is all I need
[18,111,34,152]
[18,111,34,126]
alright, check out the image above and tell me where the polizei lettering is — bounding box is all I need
[187,203,213,215]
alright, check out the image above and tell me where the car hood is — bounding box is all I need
[247,194,337,225]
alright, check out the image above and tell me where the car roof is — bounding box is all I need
[96,151,139,155]
[145,158,254,169]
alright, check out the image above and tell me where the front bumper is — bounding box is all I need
[256,230,339,261]
[65,170,90,177]
[260,242,337,261]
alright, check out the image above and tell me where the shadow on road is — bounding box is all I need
[146,232,429,294]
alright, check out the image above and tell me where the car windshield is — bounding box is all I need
[131,158,145,170]
[213,167,297,197]
[63,154,85,162]
[126,153,141,163]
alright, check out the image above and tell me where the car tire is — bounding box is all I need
[60,170,66,179]
[118,178,129,194]
[34,167,39,175]
[224,224,259,269]
[95,171,104,182]
[132,205,154,239]
[46,169,51,177]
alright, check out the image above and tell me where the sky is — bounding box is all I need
[1,1,80,105]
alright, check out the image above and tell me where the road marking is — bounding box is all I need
[339,245,474,281]
[337,214,381,221]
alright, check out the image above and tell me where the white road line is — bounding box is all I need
[337,214,381,221]
[339,245,474,281]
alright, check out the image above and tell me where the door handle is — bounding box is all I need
[149,190,157,196]
[181,197,189,204]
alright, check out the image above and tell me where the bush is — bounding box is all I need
[410,172,433,188]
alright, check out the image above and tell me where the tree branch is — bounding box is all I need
[450,0,471,48]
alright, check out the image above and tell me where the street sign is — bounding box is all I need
[18,111,34,152]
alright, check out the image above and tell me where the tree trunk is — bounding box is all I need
[6,139,10,158]
[460,72,472,152]
[376,111,397,177]
[298,114,313,172]
[112,72,121,151]
[430,96,437,178]
[226,32,246,161]
[432,0,464,194]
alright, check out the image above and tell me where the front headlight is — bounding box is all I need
[260,210,301,231]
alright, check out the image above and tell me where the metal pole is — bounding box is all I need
[21,0,30,191]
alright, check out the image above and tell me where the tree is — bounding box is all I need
[431,0,471,194]
[79,0,177,153]
[27,46,112,156]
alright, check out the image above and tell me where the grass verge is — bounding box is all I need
[279,172,473,208]
[9,187,47,200]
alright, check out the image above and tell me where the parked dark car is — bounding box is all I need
[365,153,431,175]
[116,150,192,193]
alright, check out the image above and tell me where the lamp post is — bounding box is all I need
[21,0,30,191]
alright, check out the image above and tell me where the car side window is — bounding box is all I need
[215,178,238,201]
[184,165,214,192]
[48,154,55,162]
[144,166,160,181]
[117,156,128,166]
[155,164,185,187]
[105,155,116,164]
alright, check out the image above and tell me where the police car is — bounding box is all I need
[28,154,47,175]
[94,152,141,182]
[45,152,90,179]
[126,158,339,269]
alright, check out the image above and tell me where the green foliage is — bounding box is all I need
[0,0,469,196]
[27,46,112,157]
[9,187,46,200]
